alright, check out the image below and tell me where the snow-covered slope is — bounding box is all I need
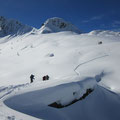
[0,16,34,37]
[39,17,81,34]
[0,19,120,120]
[1,75,120,120]
[0,31,120,90]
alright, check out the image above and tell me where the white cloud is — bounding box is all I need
[110,28,120,32]
[112,21,120,27]
[82,15,104,23]
[114,21,120,24]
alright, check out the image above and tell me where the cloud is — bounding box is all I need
[110,28,120,32]
[82,15,104,23]
[112,20,120,27]
[114,21,120,24]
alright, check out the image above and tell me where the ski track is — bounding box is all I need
[0,84,29,99]
[74,54,108,75]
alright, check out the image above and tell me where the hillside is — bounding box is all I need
[0,17,120,120]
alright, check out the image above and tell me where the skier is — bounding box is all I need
[43,76,46,81]
[42,75,49,81]
[46,75,49,80]
[98,41,102,44]
[30,74,35,83]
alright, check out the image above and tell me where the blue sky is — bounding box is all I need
[0,0,120,32]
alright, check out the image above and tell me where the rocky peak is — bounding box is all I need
[39,17,81,34]
[0,16,33,37]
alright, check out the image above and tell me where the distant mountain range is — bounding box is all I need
[0,16,82,37]
[0,16,120,37]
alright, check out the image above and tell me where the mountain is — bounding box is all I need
[0,16,34,37]
[0,17,81,38]
[0,17,120,120]
[39,17,81,34]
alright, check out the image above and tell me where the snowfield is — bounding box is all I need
[0,17,120,120]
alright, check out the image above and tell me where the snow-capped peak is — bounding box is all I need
[0,16,34,37]
[39,17,81,34]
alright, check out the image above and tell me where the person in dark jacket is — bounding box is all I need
[43,75,49,81]
[30,74,35,83]
[46,75,49,80]
[43,76,46,81]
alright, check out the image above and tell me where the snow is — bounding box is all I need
[39,17,81,34]
[0,16,35,37]
[61,86,120,120]
[0,17,120,120]
[2,76,95,119]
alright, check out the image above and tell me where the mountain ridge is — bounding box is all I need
[0,16,120,38]
[0,16,34,37]
[39,17,82,34]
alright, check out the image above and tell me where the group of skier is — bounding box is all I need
[30,74,49,83]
